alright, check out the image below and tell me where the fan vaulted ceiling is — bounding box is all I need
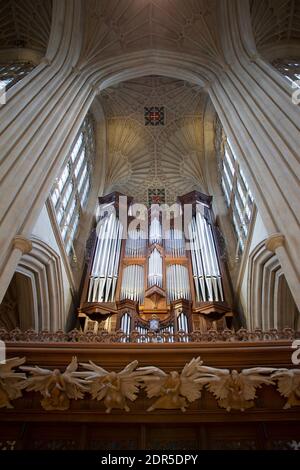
[100,76,208,204]
[251,0,300,52]
[0,1,298,62]
[0,0,52,52]
[80,0,224,66]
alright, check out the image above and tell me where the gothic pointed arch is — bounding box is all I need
[0,237,65,332]
[247,241,300,330]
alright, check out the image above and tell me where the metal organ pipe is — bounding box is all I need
[177,312,189,332]
[148,248,163,287]
[166,264,191,302]
[165,229,185,257]
[120,313,131,342]
[188,207,224,302]
[149,216,162,244]
[125,229,146,258]
[177,312,189,343]
[121,265,144,304]
[88,212,123,302]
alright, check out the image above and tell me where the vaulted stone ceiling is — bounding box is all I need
[80,0,224,66]
[0,0,52,52]
[0,1,298,62]
[251,0,300,52]
[100,76,208,204]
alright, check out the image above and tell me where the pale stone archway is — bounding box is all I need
[0,0,299,314]
[247,241,300,330]
[0,237,65,331]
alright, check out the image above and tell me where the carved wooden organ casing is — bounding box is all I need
[79,191,234,339]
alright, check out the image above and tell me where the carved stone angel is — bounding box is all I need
[0,357,26,408]
[80,359,153,413]
[21,356,89,411]
[198,365,275,411]
[272,369,300,409]
[140,357,207,412]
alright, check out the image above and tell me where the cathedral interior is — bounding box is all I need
[0,0,300,451]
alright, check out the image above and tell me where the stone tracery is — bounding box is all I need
[101,76,207,203]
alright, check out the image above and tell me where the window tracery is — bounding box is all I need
[220,139,254,253]
[0,62,34,90]
[273,59,300,84]
[50,114,95,256]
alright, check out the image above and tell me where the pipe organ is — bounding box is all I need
[125,229,147,258]
[87,207,123,303]
[148,248,163,288]
[120,265,144,304]
[164,228,185,257]
[188,209,224,302]
[79,191,234,340]
[166,264,191,302]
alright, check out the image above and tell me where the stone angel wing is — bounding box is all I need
[138,365,168,399]
[140,357,208,411]
[80,360,156,412]
[0,357,26,407]
[140,357,206,401]
[179,357,206,402]
[59,356,90,399]
[80,359,154,402]
[238,367,275,401]
[0,357,26,375]
[78,360,110,400]
[196,365,231,399]
[117,360,155,402]
[272,368,300,408]
[21,356,88,399]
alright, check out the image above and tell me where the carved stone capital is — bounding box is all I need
[265,233,285,253]
[40,57,51,65]
[249,53,260,63]
[202,81,211,92]
[90,83,100,94]
[13,236,32,254]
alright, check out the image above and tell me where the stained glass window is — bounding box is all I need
[50,114,95,256]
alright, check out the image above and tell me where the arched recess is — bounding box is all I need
[0,237,65,332]
[247,241,300,330]
[0,270,37,331]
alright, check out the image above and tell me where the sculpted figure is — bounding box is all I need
[198,365,275,411]
[140,357,207,412]
[272,369,300,409]
[0,357,26,408]
[21,356,89,410]
[80,359,153,413]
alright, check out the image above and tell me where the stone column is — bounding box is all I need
[209,0,300,308]
[0,236,33,303]
[0,0,95,302]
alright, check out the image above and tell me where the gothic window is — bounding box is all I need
[272,59,300,84]
[50,114,95,256]
[221,141,254,252]
[0,62,35,90]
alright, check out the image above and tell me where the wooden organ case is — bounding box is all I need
[79,191,234,340]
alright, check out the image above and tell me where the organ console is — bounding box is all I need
[79,191,234,340]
